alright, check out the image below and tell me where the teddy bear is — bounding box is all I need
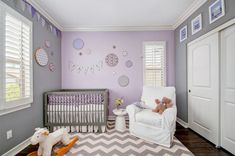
[152,97,173,114]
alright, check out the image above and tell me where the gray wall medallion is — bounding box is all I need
[73,38,84,50]
[118,75,129,87]
[105,53,119,67]
[125,60,133,68]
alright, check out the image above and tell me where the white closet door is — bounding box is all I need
[221,24,235,155]
[188,32,219,146]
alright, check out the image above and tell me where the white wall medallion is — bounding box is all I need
[85,49,92,55]
[118,75,129,87]
[73,38,84,50]
[49,63,55,72]
[122,51,128,57]
[125,60,133,68]
[105,53,119,67]
[35,48,49,66]
[45,40,51,48]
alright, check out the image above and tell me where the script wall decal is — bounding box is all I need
[68,61,103,75]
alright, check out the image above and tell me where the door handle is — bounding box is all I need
[189,89,191,93]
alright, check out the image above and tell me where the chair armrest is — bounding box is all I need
[161,108,177,130]
[126,103,142,122]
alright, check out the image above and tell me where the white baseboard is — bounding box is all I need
[177,117,189,128]
[2,137,31,156]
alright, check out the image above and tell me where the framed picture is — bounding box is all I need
[209,0,225,24]
[191,14,202,35]
[180,25,187,42]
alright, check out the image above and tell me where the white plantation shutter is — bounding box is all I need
[0,1,33,114]
[5,13,31,102]
[143,42,166,87]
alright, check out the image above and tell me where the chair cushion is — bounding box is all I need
[141,86,175,109]
[135,109,162,128]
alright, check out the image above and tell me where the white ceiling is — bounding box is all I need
[27,0,207,31]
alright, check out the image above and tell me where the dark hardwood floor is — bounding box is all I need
[17,123,233,156]
[175,123,233,156]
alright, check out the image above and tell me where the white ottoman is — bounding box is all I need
[113,109,127,132]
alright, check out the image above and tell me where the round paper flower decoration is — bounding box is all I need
[118,75,129,87]
[73,38,84,50]
[105,53,119,67]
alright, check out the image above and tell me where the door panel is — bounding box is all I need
[188,32,219,146]
[221,24,235,155]
[192,45,211,87]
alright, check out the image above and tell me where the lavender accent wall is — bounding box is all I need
[62,31,175,115]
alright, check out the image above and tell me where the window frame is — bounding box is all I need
[0,1,33,116]
[143,41,167,87]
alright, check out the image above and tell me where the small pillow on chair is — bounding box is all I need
[133,101,146,109]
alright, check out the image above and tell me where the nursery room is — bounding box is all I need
[0,0,235,155]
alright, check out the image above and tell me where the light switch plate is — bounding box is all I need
[7,130,12,139]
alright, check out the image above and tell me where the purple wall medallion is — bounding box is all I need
[73,38,84,50]
[105,53,119,67]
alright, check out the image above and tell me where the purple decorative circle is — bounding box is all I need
[73,38,84,50]
[105,53,119,67]
[125,60,133,68]
[49,63,55,72]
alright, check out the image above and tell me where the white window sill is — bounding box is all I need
[0,103,31,116]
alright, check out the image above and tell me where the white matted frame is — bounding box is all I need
[209,0,225,24]
[180,25,188,42]
[191,14,202,35]
[0,1,33,116]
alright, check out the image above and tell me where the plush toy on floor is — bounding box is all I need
[28,128,78,156]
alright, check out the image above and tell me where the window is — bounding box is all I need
[143,41,166,87]
[0,1,33,115]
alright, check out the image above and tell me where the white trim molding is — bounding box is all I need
[0,103,31,116]
[177,117,189,128]
[26,0,63,30]
[25,0,207,31]
[63,25,174,32]
[2,137,31,156]
[173,0,207,29]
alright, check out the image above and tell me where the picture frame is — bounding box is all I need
[191,14,202,35]
[209,0,225,24]
[180,25,187,42]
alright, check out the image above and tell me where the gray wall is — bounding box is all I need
[0,0,61,155]
[175,0,235,122]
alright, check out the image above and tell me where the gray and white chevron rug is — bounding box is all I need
[66,121,194,156]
